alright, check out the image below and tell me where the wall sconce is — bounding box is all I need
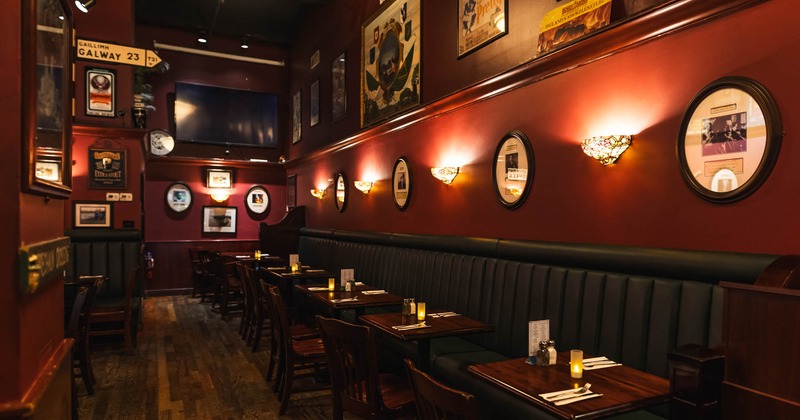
[354,180,373,194]
[310,189,326,199]
[75,0,97,13]
[581,135,632,165]
[209,190,230,202]
[431,167,459,185]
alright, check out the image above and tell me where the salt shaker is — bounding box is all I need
[547,339,557,366]
[536,341,550,366]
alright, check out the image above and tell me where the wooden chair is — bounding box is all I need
[237,261,255,339]
[404,358,481,420]
[89,267,139,350]
[316,315,415,420]
[188,247,212,300]
[267,285,328,415]
[206,251,243,317]
[66,275,104,394]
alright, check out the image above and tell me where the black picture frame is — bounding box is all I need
[392,157,413,211]
[245,185,271,216]
[202,206,237,233]
[88,147,127,189]
[334,172,348,213]
[677,77,782,204]
[165,182,192,213]
[73,201,113,228]
[85,67,116,117]
[286,174,297,210]
[206,168,233,189]
[492,130,534,209]
[457,0,508,58]
[332,52,346,122]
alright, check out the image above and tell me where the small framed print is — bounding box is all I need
[493,130,534,209]
[392,157,413,211]
[165,182,192,213]
[310,79,320,127]
[286,174,297,210]
[86,68,115,117]
[246,185,271,215]
[292,90,302,143]
[73,202,113,228]
[678,77,782,204]
[202,206,237,234]
[334,172,348,213]
[332,52,346,121]
[206,168,233,189]
[458,0,508,58]
[35,160,61,182]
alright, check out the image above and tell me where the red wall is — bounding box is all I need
[286,0,800,255]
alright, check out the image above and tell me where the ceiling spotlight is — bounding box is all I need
[241,37,249,49]
[198,31,208,44]
[75,0,96,13]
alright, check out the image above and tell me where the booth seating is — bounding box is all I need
[297,228,778,419]
[65,229,144,341]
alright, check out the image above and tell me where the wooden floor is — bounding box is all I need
[76,295,335,419]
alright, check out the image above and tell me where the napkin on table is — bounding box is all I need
[391,322,430,331]
[330,297,358,303]
[307,287,329,291]
[429,312,459,318]
[361,290,387,295]
[582,356,622,370]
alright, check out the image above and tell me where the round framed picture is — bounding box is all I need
[245,185,271,215]
[492,130,534,209]
[334,172,348,212]
[165,182,192,213]
[392,157,412,211]
[677,77,782,203]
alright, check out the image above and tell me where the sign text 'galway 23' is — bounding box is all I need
[77,38,162,68]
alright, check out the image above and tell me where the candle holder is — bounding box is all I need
[254,250,261,259]
[417,302,426,321]
[570,349,584,379]
[328,277,336,291]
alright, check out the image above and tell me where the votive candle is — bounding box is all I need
[570,349,584,379]
[417,302,426,321]
[328,277,336,291]
[254,250,261,259]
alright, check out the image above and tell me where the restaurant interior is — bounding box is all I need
[3,0,800,418]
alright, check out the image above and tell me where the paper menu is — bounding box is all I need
[340,268,355,286]
[289,254,299,266]
[528,320,550,356]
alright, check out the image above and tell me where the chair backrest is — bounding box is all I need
[315,315,384,418]
[266,285,291,357]
[66,287,89,339]
[237,262,255,313]
[75,276,105,351]
[404,359,481,420]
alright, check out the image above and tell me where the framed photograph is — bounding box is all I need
[206,168,233,189]
[334,172,348,213]
[678,77,782,204]
[88,147,127,189]
[458,0,508,58]
[202,206,237,234]
[165,182,192,213]
[73,202,113,228]
[85,68,115,117]
[246,185,271,215]
[392,157,412,211]
[492,130,534,209]
[361,0,421,127]
[35,159,61,182]
[310,79,320,127]
[286,174,297,210]
[332,52,347,121]
[292,90,302,143]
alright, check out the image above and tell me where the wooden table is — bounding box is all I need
[262,267,333,302]
[360,312,493,372]
[298,287,404,319]
[219,252,283,264]
[467,354,669,419]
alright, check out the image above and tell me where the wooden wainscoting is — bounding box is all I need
[0,339,72,419]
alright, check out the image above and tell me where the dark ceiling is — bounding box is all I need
[135,0,329,46]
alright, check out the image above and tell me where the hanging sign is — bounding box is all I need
[77,38,162,68]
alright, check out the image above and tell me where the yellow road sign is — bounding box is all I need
[77,38,162,68]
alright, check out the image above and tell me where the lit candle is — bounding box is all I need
[417,302,426,321]
[291,263,299,273]
[328,277,336,291]
[254,250,261,259]
[570,349,584,379]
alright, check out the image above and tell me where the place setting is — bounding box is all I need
[538,383,602,406]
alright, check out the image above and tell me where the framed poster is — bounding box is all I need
[202,206,237,233]
[361,0,421,127]
[310,79,320,127]
[165,182,192,213]
[392,157,412,211]
[73,202,113,228]
[492,130,534,209]
[332,52,347,121]
[206,168,233,189]
[537,0,612,55]
[334,172,348,213]
[458,0,508,58]
[88,148,126,189]
[86,68,115,117]
[286,174,297,210]
[292,90,302,143]
[678,77,782,204]
[246,185,271,215]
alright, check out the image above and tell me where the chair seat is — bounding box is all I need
[289,324,318,339]
[291,337,326,358]
[377,373,415,410]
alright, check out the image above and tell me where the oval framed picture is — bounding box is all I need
[392,157,412,211]
[245,185,271,215]
[492,130,534,209]
[677,77,782,203]
[334,172,348,212]
[165,182,192,213]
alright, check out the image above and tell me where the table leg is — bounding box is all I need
[418,339,431,372]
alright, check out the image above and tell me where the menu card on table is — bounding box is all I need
[528,320,550,356]
[289,254,299,266]
[340,268,355,287]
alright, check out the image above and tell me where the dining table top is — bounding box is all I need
[467,353,670,419]
[359,311,494,341]
[299,287,404,311]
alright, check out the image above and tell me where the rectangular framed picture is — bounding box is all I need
[310,79,320,127]
[458,0,508,58]
[286,174,297,210]
[73,202,113,228]
[292,90,302,143]
[202,206,237,233]
[206,168,233,189]
[86,68,116,117]
[332,52,346,121]
[88,147,127,189]
[361,0,421,127]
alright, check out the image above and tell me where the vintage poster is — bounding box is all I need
[536,0,612,55]
[88,148,126,189]
[458,0,507,57]
[86,68,115,117]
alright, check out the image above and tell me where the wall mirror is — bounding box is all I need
[492,130,534,209]
[23,0,73,198]
[334,172,348,212]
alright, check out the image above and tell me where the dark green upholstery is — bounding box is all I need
[298,228,777,419]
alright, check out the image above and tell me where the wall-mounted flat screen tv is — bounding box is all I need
[173,82,278,148]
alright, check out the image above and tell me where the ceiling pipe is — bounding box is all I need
[153,41,285,67]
